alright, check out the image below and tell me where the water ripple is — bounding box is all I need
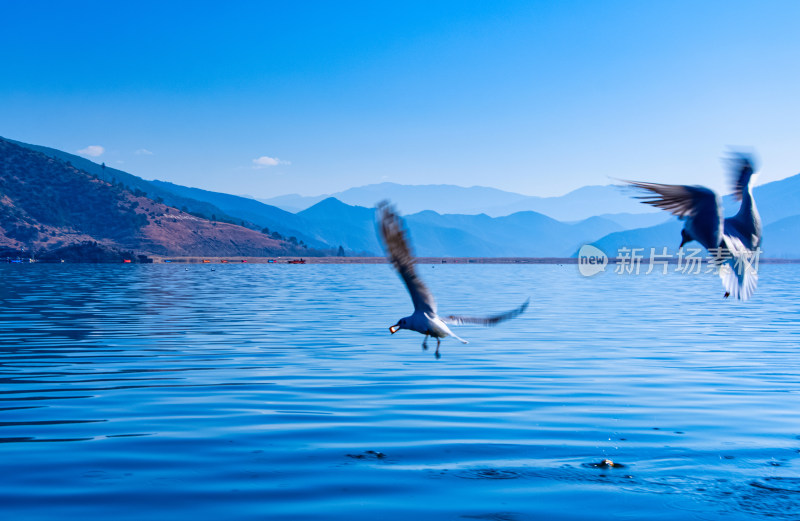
[1,264,799,520]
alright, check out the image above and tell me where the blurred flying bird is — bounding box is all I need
[377,201,529,358]
[624,152,761,300]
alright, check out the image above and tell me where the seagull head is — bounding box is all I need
[679,228,692,248]
[389,317,410,334]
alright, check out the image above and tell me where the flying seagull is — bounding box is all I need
[377,201,529,358]
[624,152,762,300]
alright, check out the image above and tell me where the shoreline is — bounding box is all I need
[148,256,800,265]
[151,256,574,264]
[6,256,798,265]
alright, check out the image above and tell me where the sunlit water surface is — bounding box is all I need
[1,263,799,520]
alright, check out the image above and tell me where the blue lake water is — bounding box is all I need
[1,263,799,520]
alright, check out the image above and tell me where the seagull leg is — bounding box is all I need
[435,338,441,359]
[422,335,429,350]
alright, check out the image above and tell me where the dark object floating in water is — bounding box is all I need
[585,459,626,469]
[347,450,386,460]
[457,468,521,480]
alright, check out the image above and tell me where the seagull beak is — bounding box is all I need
[389,324,400,334]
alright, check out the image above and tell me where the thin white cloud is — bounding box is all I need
[252,155,290,168]
[135,148,154,155]
[77,145,105,157]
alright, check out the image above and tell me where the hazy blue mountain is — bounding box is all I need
[402,222,497,257]
[290,197,624,257]
[403,212,511,257]
[148,180,321,247]
[265,173,800,224]
[261,183,529,216]
[260,182,659,221]
[330,183,530,215]
[289,198,499,257]
[763,215,800,258]
[591,212,670,229]
[406,211,622,257]
[296,198,383,255]
[589,221,684,259]
[481,184,659,220]
[292,198,487,256]
[257,193,327,213]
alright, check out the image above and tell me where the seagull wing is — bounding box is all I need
[624,181,723,250]
[443,299,529,326]
[377,201,436,315]
[717,234,759,301]
[624,181,718,219]
[726,152,756,202]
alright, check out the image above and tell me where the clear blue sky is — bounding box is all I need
[2,0,799,198]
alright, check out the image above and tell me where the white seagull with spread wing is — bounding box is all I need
[624,152,762,300]
[377,201,529,358]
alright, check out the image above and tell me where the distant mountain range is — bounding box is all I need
[290,197,623,257]
[259,182,663,221]
[3,136,798,259]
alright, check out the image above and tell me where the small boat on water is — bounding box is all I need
[288,259,306,264]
